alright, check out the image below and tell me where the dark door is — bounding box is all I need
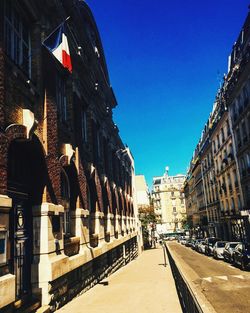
[10,196,32,299]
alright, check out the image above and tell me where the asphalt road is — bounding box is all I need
[168,242,250,313]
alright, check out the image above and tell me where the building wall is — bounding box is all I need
[0,1,140,311]
[152,171,186,232]
[135,175,150,207]
[184,10,250,242]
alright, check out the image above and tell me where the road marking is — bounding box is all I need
[215,276,228,281]
[232,275,244,279]
[203,277,212,282]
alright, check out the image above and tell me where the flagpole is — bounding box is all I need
[42,16,71,44]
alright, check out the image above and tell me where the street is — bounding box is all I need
[168,242,250,313]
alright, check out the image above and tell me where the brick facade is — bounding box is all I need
[0,1,140,311]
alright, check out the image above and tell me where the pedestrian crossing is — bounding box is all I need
[201,274,247,283]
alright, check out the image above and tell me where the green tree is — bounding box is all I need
[138,205,157,249]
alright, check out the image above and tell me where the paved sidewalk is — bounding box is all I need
[57,246,182,313]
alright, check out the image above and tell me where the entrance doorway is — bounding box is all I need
[7,137,46,302]
[10,196,32,299]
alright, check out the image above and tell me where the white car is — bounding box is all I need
[197,241,206,254]
[213,241,227,259]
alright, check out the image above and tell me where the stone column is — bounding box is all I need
[73,208,89,251]
[0,195,15,310]
[32,203,65,305]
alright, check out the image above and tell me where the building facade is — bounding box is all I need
[135,175,150,209]
[184,10,250,242]
[0,1,140,312]
[152,169,186,233]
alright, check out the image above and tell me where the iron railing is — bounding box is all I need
[165,244,204,313]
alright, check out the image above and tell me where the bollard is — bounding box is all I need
[159,240,167,267]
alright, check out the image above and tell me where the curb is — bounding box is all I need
[166,243,217,313]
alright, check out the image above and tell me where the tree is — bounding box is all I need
[138,204,157,249]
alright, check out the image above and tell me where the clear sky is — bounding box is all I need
[86,0,249,188]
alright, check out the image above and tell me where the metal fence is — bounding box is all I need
[165,244,204,313]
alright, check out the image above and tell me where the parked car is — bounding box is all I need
[194,239,204,251]
[213,241,227,259]
[185,238,193,247]
[232,242,250,270]
[223,242,240,263]
[197,241,206,254]
[204,237,221,256]
[180,237,187,245]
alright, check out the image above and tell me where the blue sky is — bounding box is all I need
[87,0,249,188]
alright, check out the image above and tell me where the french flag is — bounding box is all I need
[43,24,72,73]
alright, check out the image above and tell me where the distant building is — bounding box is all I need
[135,175,150,209]
[152,168,186,232]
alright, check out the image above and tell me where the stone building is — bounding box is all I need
[135,175,150,209]
[184,145,209,238]
[184,9,250,242]
[0,1,139,312]
[225,12,250,240]
[210,97,243,240]
[152,169,186,233]
[199,120,220,238]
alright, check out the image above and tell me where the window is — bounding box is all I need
[61,170,70,236]
[243,85,249,107]
[226,120,230,136]
[4,1,31,75]
[233,101,238,121]
[248,115,250,137]
[246,153,250,172]
[241,157,246,176]
[238,195,242,210]
[236,128,241,148]
[238,94,243,114]
[56,75,67,122]
[227,173,232,191]
[217,134,220,149]
[213,140,216,153]
[241,120,248,142]
[228,144,234,160]
[221,127,225,143]
[233,169,238,187]
[81,110,88,143]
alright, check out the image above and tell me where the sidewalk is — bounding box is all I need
[57,246,182,313]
